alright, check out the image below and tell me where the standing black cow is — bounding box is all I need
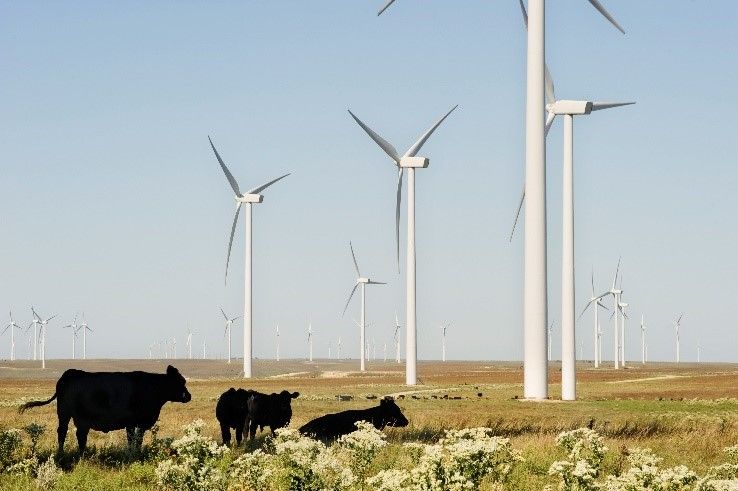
[299,397,408,441]
[215,388,252,445]
[19,365,191,454]
[246,390,299,439]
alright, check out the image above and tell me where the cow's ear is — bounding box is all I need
[380,398,387,406]
[166,365,178,377]
[291,392,300,399]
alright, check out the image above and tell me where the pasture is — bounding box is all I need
[1,359,737,489]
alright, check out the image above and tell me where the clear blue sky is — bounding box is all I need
[1,1,737,363]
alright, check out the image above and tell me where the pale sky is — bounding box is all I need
[1,1,737,363]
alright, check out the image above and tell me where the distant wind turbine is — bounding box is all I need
[674,314,684,363]
[337,336,342,360]
[79,314,91,360]
[341,241,385,371]
[220,307,241,364]
[209,136,290,378]
[697,341,701,363]
[275,323,280,362]
[33,308,55,369]
[307,322,314,362]
[186,329,195,360]
[547,321,555,361]
[597,258,623,369]
[3,310,21,361]
[29,307,41,361]
[441,323,450,362]
[62,315,80,360]
[579,269,609,368]
[349,105,457,386]
[640,315,647,364]
[393,313,402,364]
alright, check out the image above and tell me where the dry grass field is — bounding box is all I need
[1,358,737,489]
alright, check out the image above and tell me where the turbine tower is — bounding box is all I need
[186,329,194,360]
[547,321,554,361]
[674,314,684,363]
[441,323,449,362]
[379,0,625,399]
[393,313,402,364]
[337,336,342,360]
[275,323,280,362]
[79,314,91,360]
[618,300,628,367]
[597,259,623,369]
[341,241,386,372]
[640,315,647,364]
[32,308,55,369]
[307,322,314,362]
[209,136,290,378]
[579,269,609,368]
[348,105,457,385]
[62,315,80,360]
[220,308,241,364]
[3,310,21,361]
[29,308,41,361]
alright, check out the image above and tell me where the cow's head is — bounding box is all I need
[272,390,299,428]
[234,389,251,411]
[379,397,409,427]
[166,365,192,403]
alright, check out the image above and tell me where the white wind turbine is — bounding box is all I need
[307,322,314,362]
[674,314,684,363]
[79,314,91,360]
[28,308,41,361]
[383,342,387,362]
[379,0,625,402]
[579,270,609,368]
[547,321,554,361]
[440,323,450,362]
[62,315,80,360]
[186,329,195,360]
[209,136,290,379]
[348,106,457,385]
[341,241,386,372]
[203,338,207,359]
[275,323,280,362]
[148,344,153,360]
[618,300,629,367]
[640,315,647,364]
[34,309,55,369]
[597,259,623,369]
[3,310,21,361]
[337,336,342,360]
[393,313,402,364]
[372,338,377,361]
[697,341,701,363]
[220,308,241,364]
[328,340,332,360]
[172,337,177,359]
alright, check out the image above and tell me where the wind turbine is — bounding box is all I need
[148,344,153,360]
[79,314,91,360]
[547,321,554,361]
[640,315,647,364]
[186,329,194,360]
[674,314,684,363]
[307,322,314,362]
[618,300,628,367]
[62,315,80,360]
[393,313,402,364]
[379,0,625,402]
[29,308,41,361]
[203,338,207,359]
[220,308,241,364]
[328,340,332,360]
[383,342,387,362]
[32,308,55,369]
[697,341,701,363]
[209,136,290,379]
[275,323,280,362]
[597,259,623,369]
[3,311,21,361]
[172,337,177,359]
[579,269,609,368]
[337,336,342,360]
[341,241,386,372]
[440,323,450,362]
[348,105,457,385]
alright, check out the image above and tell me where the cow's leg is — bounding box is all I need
[75,426,90,454]
[135,427,145,449]
[126,427,135,447]
[235,424,243,446]
[248,419,257,440]
[220,423,231,446]
[56,414,70,454]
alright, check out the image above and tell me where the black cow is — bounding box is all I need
[299,397,408,441]
[246,390,299,439]
[19,365,191,454]
[215,388,252,445]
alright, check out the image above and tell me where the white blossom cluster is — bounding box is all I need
[34,456,61,490]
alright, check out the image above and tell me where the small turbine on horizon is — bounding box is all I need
[307,322,314,362]
[220,307,241,364]
[393,313,402,364]
[62,315,80,360]
[674,314,684,363]
[579,269,609,368]
[3,310,21,361]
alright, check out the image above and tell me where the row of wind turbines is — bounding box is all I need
[2,308,92,367]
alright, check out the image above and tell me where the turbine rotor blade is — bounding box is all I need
[347,110,400,163]
[246,173,290,195]
[341,283,360,317]
[349,241,361,277]
[509,185,525,242]
[220,307,228,321]
[403,105,458,157]
[367,281,386,285]
[544,111,556,137]
[209,136,242,197]
[377,0,396,16]
[612,257,621,289]
[518,0,555,105]
[591,268,595,296]
[587,0,626,34]
[395,168,403,272]
[225,203,242,283]
[590,101,635,112]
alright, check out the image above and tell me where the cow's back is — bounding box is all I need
[299,408,370,440]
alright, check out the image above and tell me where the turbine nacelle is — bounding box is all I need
[357,277,370,284]
[236,194,264,204]
[399,156,429,168]
[548,100,594,116]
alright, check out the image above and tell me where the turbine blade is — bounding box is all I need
[545,65,556,105]
[220,307,228,321]
[341,283,360,317]
[403,105,458,157]
[368,281,386,285]
[246,173,290,195]
[518,0,528,27]
[544,111,556,137]
[347,110,400,163]
[395,168,403,272]
[377,0,396,16]
[349,241,361,277]
[612,257,621,289]
[590,101,635,112]
[209,136,242,196]
[591,268,595,296]
[225,203,242,284]
[578,302,593,320]
[587,0,626,34]
[509,185,525,242]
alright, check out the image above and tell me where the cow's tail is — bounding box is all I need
[18,393,57,413]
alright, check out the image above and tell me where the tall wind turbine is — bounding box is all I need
[307,322,314,362]
[440,323,449,362]
[209,136,290,379]
[337,336,342,360]
[341,241,386,372]
[79,313,91,360]
[597,259,623,368]
[3,311,21,361]
[379,0,626,401]
[393,313,401,364]
[640,315,647,364]
[33,308,55,369]
[275,323,280,362]
[220,308,241,364]
[29,308,41,361]
[579,269,609,368]
[186,329,194,360]
[348,106,457,385]
[674,314,684,363]
[62,315,80,360]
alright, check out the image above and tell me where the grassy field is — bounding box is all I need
[1,359,737,489]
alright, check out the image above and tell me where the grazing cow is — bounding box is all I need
[215,388,252,445]
[246,390,299,439]
[299,397,408,441]
[19,365,191,454]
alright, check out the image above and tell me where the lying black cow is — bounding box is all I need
[246,390,299,439]
[215,388,251,445]
[19,365,191,453]
[299,397,408,441]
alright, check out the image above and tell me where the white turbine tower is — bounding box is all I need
[3,310,21,361]
[275,323,280,362]
[341,241,386,372]
[307,323,314,362]
[348,105,457,385]
[79,314,91,360]
[640,315,647,364]
[547,321,554,361]
[440,323,450,362]
[172,337,177,359]
[29,307,41,361]
[697,342,701,363]
[618,300,628,367]
[62,315,80,360]
[579,270,609,368]
[203,338,207,359]
[674,314,684,363]
[34,309,55,369]
[597,259,623,369]
[383,342,387,362]
[220,308,241,364]
[186,329,194,360]
[337,336,342,360]
[393,313,402,364]
[379,0,625,401]
[209,136,290,379]
[328,340,332,360]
